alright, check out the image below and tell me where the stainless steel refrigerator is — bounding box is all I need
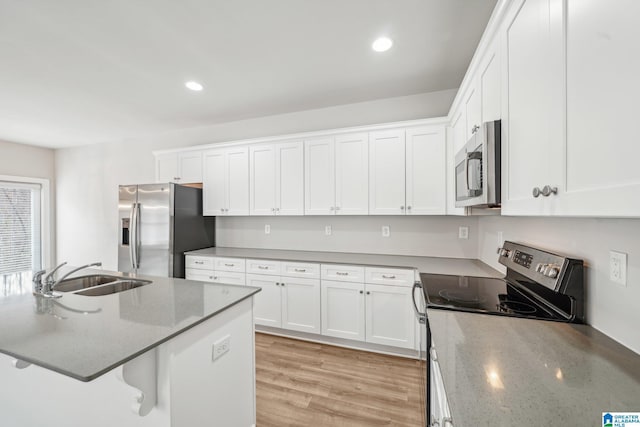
[117,183,215,278]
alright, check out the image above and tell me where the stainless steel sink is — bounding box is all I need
[55,275,121,293]
[75,279,152,296]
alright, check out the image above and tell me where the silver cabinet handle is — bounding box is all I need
[336,272,348,276]
[400,206,405,210]
[532,187,542,198]
[407,206,412,210]
[173,177,181,181]
[208,276,213,279]
[335,206,340,211]
[281,283,285,286]
[359,290,364,294]
[258,265,268,270]
[366,291,371,295]
[472,124,480,134]
[276,207,280,212]
[220,208,225,212]
[330,206,335,211]
[276,282,280,286]
[382,274,396,279]
[194,261,204,265]
[271,208,275,212]
[213,276,218,280]
[224,263,234,267]
[541,185,558,197]
[294,268,306,272]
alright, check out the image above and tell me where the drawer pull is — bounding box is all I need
[382,274,396,279]
[258,265,268,270]
[336,272,349,276]
[294,268,306,273]
[224,263,234,267]
[194,261,204,265]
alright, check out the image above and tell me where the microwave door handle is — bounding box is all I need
[135,203,141,269]
[465,156,471,192]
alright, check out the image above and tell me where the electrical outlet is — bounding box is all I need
[325,225,332,236]
[212,335,231,361]
[458,226,469,239]
[382,226,390,237]
[264,224,270,235]
[609,251,627,286]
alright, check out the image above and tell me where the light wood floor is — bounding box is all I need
[255,333,424,427]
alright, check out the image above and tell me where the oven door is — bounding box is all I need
[455,134,485,207]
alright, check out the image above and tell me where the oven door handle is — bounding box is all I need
[412,282,426,323]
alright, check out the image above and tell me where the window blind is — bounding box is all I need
[0,181,41,274]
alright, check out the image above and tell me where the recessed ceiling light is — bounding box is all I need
[372,37,393,52]
[185,81,203,91]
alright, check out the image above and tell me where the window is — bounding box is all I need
[0,177,50,277]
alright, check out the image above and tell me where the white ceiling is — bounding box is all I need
[0,0,497,148]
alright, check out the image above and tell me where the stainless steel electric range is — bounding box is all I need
[412,241,585,426]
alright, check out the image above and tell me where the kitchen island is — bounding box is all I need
[0,269,260,427]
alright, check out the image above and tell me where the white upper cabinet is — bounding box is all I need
[203,147,249,216]
[501,0,565,215]
[554,0,640,216]
[305,133,369,215]
[335,132,369,215]
[479,38,501,123]
[275,141,304,215]
[405,126,446,215]
[155,151,203,183]
[369,129,406,215]
[250,141,303,216]
[304,137,335,215]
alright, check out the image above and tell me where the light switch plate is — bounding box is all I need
[382,226,390,237]
[264,224,271,235]
[609,250,627,286]
[458,226,469,239]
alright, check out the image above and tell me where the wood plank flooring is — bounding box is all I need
[255,333,424,427]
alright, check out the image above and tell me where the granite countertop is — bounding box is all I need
[0,269,259,382]
[427,309,640,426]
[186,247,503,278]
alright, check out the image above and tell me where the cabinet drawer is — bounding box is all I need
[365,267,415,287]
[185,268,215,282]
[185,256,214,270]
[321,264,365,283]
[211,271,246,286]
[281,261,320,279]
[214,257,246,273]
[246,259,281,276]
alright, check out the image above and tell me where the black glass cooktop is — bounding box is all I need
[420,273,563,321]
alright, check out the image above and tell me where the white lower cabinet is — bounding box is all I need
[321,280,366,341]
[365,284,415,349]
[247,273,321,333]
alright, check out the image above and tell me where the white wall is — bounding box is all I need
[216,216,478,258]
[0,140,56,267]
[478,216,640,354]
[55,90,457,269]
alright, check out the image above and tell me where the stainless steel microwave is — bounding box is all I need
[455,120,501,208]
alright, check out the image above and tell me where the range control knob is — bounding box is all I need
[497,248,512,258]
[545,265,560,278]
[535,263,546,273]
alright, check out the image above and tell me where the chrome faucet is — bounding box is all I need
[34,262,102,298]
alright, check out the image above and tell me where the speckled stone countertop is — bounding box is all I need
[427,309,640,426]
[186,247,503,278]
[0,269,259,382]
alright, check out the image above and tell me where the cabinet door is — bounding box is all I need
[280,277,320,334]
[502,0,564,215]
[185,268,215,282]
[246,274,281,327]
[249,144,276,216]
[304,137,335,215]
[556,0,640,216]
[405,126,446,215]
[464,84,481,140]
[365,284,415,349]
[155,153,179,183]
[369,129,406,215]
[202,149,227,215]
[225,147,250,216]
[178,151,203,183]
[480,39,501,123]
[275,141,304,216]
[335,132,368,215]
[321,280,365,341]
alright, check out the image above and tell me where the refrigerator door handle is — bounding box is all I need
[129,203,136,270]
[135,203,141,269]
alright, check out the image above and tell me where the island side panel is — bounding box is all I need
[165,296,256,427]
